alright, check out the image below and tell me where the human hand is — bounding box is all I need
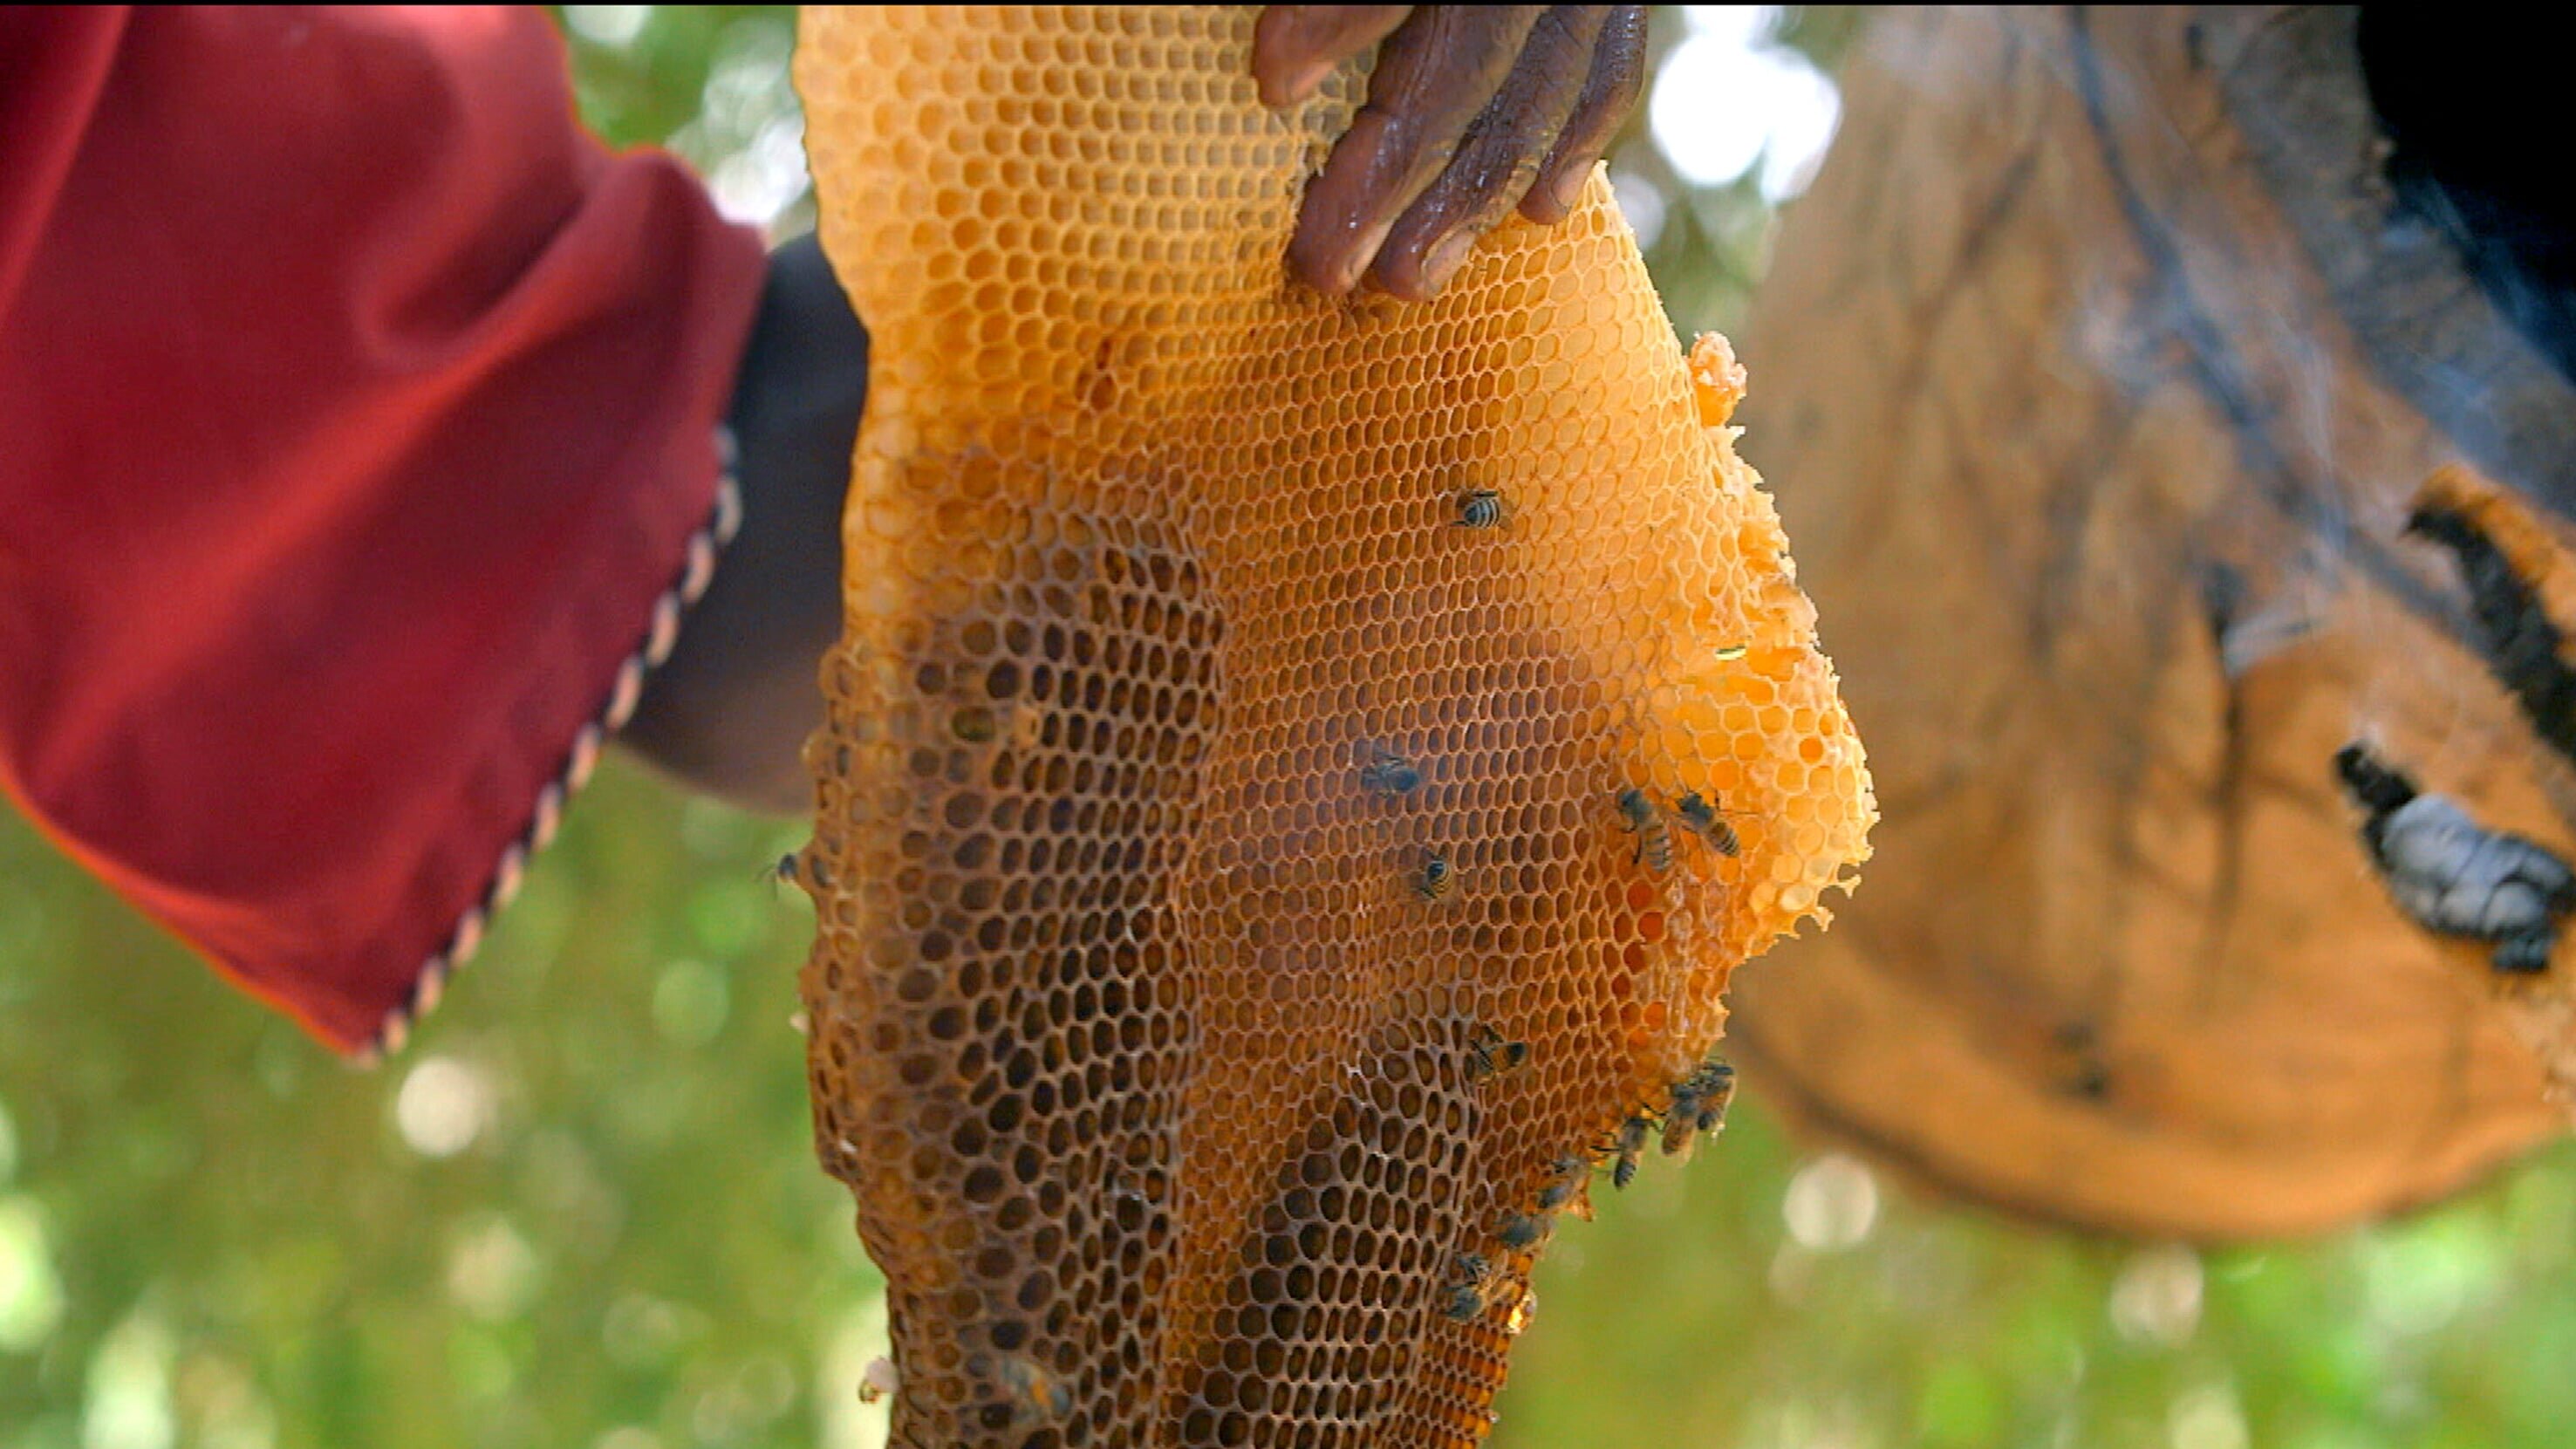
[1254,5,1648,300]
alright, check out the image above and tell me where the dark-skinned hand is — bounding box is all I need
[626,10,1643,812]
[1255,5,1649,299]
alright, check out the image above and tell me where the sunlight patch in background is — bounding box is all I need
[447,1213,544,1322]
[601,1291,698,1374]
[394,1055,498,1159]
[562,6,651,48]
[0,1098,58,1357]
[0,1195,65,1353]
[652,959,733,1047]
[686,1353,799,1444]
[83,1309,176,1449]
[1649,7,1841,201]
[681,14,810,230]
[1609,170,1669,253]
[2170,1384,2252,1449]
[1782,1152,1879,1250]
[2112,1244,2207,1348]
[2359,1212,2504,1339]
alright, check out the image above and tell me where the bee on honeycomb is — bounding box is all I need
[1454,487,1510,530]
[1359,742,1423,797]
[1466,1023,1530,1083]
[1603,1113,1654,1190]
[1663,1059,1738,1159]
[1675,790,1742,858]
[1616,787,1676,873]
[1414,849,1458,901]
[1443,1251,1504,1322]
[1535,1156,1592,1219]
[1498,1212,1553,1252]
[990,1354,1075,1432]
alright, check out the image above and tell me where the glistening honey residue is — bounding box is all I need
[793,8,1873,1445]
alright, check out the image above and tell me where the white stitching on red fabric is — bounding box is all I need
[352,427,741,1065]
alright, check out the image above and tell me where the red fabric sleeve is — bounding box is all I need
[0,7,770,1054]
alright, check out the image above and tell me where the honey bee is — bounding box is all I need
[1414,850,1457,901]
[1465,1024,1530,1083]
[1498,1212,1553,1251]
[1535,1155,1595,1221]
[1603,1113,1653,1190]
[1616,788,1674,873]
[1674,791,1741,858]
[1443,1252,1500,1322]
[1441,1282,1492,1322]
[761,851,802,890]
[1454,488,1510,530]
[1662,1059,1738,1158]
[1359,743,1423,797]
[992,1354,1075,1429]
[1534,1157,1585,1213]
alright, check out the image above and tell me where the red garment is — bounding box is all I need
[0,7,769,1053]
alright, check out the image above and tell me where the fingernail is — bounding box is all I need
[1420,231,1478,297]
[1286,58,1336,103]
[1550,164,1594,217]
[1330,215,1399,294]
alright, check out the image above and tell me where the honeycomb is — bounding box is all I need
[791,8,1873,1445]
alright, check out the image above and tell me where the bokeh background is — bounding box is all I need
[10,7,2576,1447]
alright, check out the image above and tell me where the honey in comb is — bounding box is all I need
[793,7,1873,1445]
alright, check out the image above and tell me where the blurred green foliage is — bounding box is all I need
[10,8,2576,1448]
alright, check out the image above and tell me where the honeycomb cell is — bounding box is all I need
[795,8,1871,1446]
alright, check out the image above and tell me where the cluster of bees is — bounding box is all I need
[928,1040,1739,1413]
[1616,785,1741,870]
[1440,1024,1739,1324]
[1361,496,1757,1329]
[1369,771,1745,901]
